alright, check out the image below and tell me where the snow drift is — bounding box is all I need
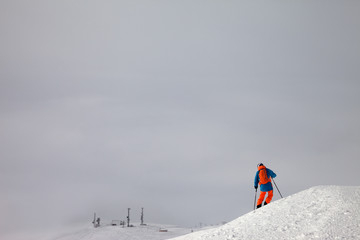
[42,224,193,240]
[8,186,359,240]
[171,186,360,240]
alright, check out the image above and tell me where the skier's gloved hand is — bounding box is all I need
[254,186,258,190]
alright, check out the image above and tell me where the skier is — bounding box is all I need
[254,163,277,208]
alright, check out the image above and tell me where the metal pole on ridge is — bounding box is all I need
[253,188,258,211]
[272,178,283,198]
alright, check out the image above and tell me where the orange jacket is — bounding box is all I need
[254,165,277,192]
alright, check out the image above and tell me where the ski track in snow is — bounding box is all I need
[171,186,360,240]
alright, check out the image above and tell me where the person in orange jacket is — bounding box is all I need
[254,163,277,208]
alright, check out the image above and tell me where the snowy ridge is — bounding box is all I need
[7,186,359,240]
[170,186,360,240]
[39,223,195,240]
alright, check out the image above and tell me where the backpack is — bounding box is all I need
[259,168,270,185]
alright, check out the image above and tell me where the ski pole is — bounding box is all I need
[272,178,283,198]
[253,188,257,211]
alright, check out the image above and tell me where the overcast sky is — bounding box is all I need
[1,0,360,237]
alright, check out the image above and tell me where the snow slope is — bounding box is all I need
[23,223,201,240]
[2,221,215,240]
[171,186,360,240]
[5,186,359,240]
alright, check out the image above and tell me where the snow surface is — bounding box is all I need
[4,186,359,240]
[171,186,360,240]
[2,223,202,240]
[41,224,196,240]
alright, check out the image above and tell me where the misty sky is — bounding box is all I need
[1,0,360,237]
